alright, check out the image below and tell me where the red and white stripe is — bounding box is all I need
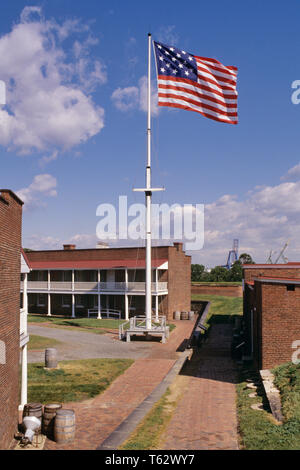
[157,56,238,124]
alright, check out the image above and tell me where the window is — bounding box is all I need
[62,295,71,307]
[287,284,295,291]
[37,294,46,306]
[76,295,85,308]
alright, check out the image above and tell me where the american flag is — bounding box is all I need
[153,41,238,124]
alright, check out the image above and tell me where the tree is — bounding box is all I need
[228,260,243,281]
[209,266,230,282]
[239,253,254,265]
[191,264,205,282]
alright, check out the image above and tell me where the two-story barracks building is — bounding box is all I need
[22,242,191,321]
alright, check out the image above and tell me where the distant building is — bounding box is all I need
[22,242,191,320]
[243,263,300,369]
[0,190,24,449]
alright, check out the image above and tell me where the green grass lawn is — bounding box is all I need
[192,294,242,326]
[237,363,300,449]
[120,389,174,450]
[27,358,133,404]
[192,281,242,286]
[28,314,175,334]
[28,334,62,351]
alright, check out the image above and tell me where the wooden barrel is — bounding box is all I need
[173,311,181,320]
[54,409,75,443]
[43,403,62,438]
[188,311,195,320]
[180,311,189,320]
[23,403,43,432]
[45,348,58,369]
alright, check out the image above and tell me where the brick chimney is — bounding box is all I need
[63,244,76,250]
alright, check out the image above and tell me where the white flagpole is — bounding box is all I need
[133,34,164,332]
[145,32,152,330]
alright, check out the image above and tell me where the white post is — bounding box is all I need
[155,295,159,322]
[145,32,152,330]
[125,268,129,320]
[72,269,74,292]
[23,273,28,315]
[72,294,75,318]
[97,294,101,319]
[125,294,129,321]
[21,272,28,408]
[20,345,27,408]
[47,293,51,316]
[48,269,50,291]
[132,34,164,333]
[97,270,101,319]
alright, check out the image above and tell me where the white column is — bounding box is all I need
[20,272,28,409]
[72,294,75,318]
[20,344,27,408]
[125,294,129,321]
[47,293,51,316]
[72,269,74,292]
[97,294,101,319]
[97,270,101,319]
[23,273,28,316]
[155,295,159,322]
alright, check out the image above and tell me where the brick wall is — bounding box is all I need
[191,284,242,297]
[27,246,169,262]
[259,282,300,369]
[243,266,300,283]
[0,190,23,449]
[167,243,191,318]
[243,278,300,369]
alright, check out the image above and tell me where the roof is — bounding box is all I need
[26,258,168,270]
[21,248,30,273]
[254,276,300,285]
[243,263,300,269]
[0,189,23,206]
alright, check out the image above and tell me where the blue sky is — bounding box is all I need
[1,1,300,266]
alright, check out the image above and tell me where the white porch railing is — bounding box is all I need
[21,281,168,293]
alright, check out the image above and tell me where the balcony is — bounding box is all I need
[20,281,168,294]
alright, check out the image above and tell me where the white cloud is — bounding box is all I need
[281,162,300,182]
[17,173,57,209]
[111,75,159,116]
[111,86,139,111]
[156,25,179,46]
[0,7,105,156]
[190,166,300,266]
[23,234,61,250]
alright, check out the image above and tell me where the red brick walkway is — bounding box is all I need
[44,320,195,450]
[161,324,239,450]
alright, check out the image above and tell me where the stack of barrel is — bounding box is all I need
[22,403,75,444]
[173,310,195,320]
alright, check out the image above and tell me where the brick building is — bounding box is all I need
[22,242,191,321]
[243,263,300,369]
[0,190,23,449]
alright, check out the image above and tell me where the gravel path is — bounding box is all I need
[28,324,155,362]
